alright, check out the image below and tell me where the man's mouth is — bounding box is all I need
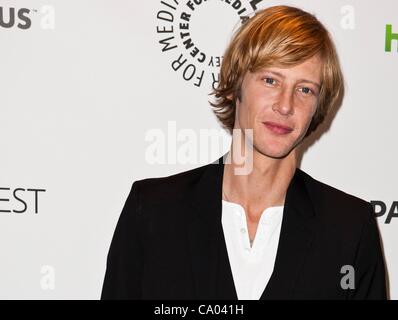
[262,121,294,135]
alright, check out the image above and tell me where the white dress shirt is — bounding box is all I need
[221,199,284,300]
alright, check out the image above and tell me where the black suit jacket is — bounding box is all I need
[101,155,387,300]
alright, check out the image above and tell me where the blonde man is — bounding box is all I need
[102,6,387,300]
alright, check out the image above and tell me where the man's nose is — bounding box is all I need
[273,88,294,116]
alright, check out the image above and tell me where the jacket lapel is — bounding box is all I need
[188,155,237,299]
[188,154,316,300]
[261,168,316,299]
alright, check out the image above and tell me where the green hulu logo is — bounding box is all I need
[385,24,398,52]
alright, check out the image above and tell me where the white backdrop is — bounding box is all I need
[0,0,397,299]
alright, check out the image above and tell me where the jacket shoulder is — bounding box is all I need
[299,169,373,224]
[132,162,212,203]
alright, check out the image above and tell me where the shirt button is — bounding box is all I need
[240,228,246,234]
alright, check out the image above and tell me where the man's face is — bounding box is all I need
[234,54,323,159]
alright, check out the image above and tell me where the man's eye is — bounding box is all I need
[299,87,313,95]
[264,78,277,85]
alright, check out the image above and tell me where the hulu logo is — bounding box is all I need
[385,24,398,52]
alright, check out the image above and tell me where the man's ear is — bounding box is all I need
[227,92,241,102]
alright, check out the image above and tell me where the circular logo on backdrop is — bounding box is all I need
[155,0,266,89]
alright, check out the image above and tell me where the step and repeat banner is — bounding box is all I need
[0,0,397,299]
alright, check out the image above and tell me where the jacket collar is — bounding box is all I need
[188,154,316,299]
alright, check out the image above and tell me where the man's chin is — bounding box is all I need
[266,151,293,160]
[254,147,293,160]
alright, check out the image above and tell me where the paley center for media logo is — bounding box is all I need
[155,0,265,89]
[0,5,55,30]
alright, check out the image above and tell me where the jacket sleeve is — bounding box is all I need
[101,181,144,299]
[350,204,387,300]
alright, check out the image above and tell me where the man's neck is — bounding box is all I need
[222,146,297,220]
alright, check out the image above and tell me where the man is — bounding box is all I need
[101,5,387,299]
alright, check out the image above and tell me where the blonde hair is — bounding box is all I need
[210,5,344,137]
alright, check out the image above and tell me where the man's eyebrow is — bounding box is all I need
[262,70,321,89]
